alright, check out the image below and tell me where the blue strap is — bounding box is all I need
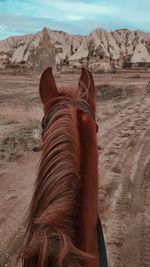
[97,217,108,267]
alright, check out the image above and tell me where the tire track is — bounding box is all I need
[98,95,150,267]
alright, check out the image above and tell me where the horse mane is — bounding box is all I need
[22,67,99,267]
[22,95,93,267]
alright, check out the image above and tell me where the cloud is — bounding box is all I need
[0,0,150,39]
[47,1,115,18]
[0,0,115,20]
[0,14,82,39]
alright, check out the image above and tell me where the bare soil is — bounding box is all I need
[0,70,150,267]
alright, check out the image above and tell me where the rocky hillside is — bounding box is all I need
[0,27,150,73]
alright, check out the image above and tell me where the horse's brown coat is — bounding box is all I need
[22,67,99,267]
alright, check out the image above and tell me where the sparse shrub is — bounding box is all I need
[132,74,141,79]
[96,84,123,101]
[112,165,122,174]
[1,124,41,161]
[96,84,136,101]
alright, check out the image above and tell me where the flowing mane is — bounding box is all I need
[22,67,107,267]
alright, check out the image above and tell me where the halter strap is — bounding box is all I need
[33,98,99,152]
[41,98,99,138]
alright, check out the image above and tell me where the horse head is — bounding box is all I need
[22,67,101,267]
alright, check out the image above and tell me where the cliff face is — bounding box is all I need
[0,27,150,72]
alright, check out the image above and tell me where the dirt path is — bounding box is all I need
[0,153,40,266]
[98,94,150,267]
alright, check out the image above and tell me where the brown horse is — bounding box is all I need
[22,67,107,267]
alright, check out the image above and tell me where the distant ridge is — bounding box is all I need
[0,27,150,73]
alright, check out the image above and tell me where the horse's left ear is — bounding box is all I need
[78,67,96,112]
[39,67,58,106]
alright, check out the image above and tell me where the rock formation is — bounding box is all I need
[29,27,56,75]
[0,27,150,72]
[131,42,150,63]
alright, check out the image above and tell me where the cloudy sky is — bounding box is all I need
[0,0,150,39]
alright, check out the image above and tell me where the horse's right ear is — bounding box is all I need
[39,67,58,105]
[78,67,96,113]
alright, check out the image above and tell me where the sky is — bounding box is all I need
[0,0,150,39]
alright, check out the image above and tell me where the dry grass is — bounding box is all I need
[0,103,42,162]
[0,103,39,126]
[0,124,41,162]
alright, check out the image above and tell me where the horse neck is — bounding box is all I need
[78,110,99,267]
[23,106,99,267]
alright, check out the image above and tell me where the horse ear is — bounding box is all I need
[78,67,96,112]
[39,67,58,105]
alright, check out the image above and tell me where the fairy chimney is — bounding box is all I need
[32,27,56,75]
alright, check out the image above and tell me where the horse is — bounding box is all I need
[22,67,108,267]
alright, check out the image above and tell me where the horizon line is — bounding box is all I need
[0,26,150,41]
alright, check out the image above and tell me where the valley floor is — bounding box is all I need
[0,70,150,267]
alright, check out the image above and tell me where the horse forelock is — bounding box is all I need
[59,85,80,98]
[43,84,89,115]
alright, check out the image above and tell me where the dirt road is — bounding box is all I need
[98,94,150,267]
[0,72,150,267]
[0,153,40,266]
